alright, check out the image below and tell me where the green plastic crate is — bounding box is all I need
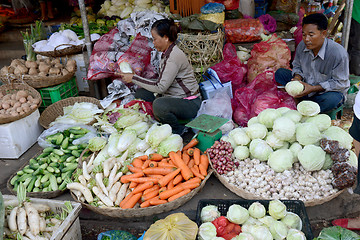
[38,77,78,111]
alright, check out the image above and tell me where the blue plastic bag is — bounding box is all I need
[200,2,225,14]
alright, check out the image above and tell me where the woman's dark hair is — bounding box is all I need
[151,19,179,42]
[302,13,328,31]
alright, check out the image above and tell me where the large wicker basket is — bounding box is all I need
[39,96,102,129]
[0,66,76,89]
[210,160,345,207]
[0,80,42,124]
[177,29,224,72]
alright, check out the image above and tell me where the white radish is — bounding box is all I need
[8,206,18,232]
[87,152,96,168]
[4,199,19,208]
[95,173,109,196]
[67,182,93,203]
[43,232,52,239]
[83,161,91,181]
[25,229,36,239]
[17,207,27,235]
[112,172,123,187]
[92,186,114,207]
[78,174,87,186]
[35,235,48,240]
[50,218,61,225]
[32,204,51,213]
[24,202,40,236]
[116,150,129,165]
[115,183,129,206]
[39,217,46,232]
[106,163,119,191]
[22,236,31,240]
[109,182,121,203]
[103,157,116,177]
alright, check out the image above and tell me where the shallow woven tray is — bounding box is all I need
[70,169,213,218]
[35,44,84,58]
[8,14,36,25]
[39,96,102,129]
[210,158,345,207]
[0,81,42,124]
[0,66,76,89]
[7,150,66,198]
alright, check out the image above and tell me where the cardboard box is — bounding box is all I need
[0,110,43,159]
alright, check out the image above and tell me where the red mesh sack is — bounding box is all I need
[224,19,265,43]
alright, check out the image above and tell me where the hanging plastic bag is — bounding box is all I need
[224,19,265,43]
[143,213,198,240]
[247,34,291,82]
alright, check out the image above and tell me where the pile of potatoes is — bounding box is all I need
[0,90,41,118]
[0,58,76,77]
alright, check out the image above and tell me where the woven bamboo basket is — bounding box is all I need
[35,44,84,58]
[0,66,76,89]
[7,150,66,198]
[0,80,42,124]
[209,157,345,207]
[177,29,224,72]
[39,96,102,129]
[7,14,36,25]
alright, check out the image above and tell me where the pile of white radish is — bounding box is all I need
[67,151,130,208]
[3,183,73,240]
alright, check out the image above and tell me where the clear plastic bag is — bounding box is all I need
[37,124,97,148]
[197,88,233,120]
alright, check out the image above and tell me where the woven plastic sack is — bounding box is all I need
[206,0,240,10]
[247,34,291,82]
[210,43,247,92]
[224,19,265,43]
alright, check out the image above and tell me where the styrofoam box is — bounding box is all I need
[0,110,43,159]
[69,53,90,92]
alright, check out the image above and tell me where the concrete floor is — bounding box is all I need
[1,19,360,239]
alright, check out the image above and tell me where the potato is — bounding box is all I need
[66,65,76,72]
[10,59,21,68]
[11,111,19,117]
[49,67,61,75]
[16,90,28,100]
[51,58,61,65]
[0,109,5,115]
[66,59,76,67]
[54,63,63,69]
[2,94,10,101]
[39,63,50,74]
[15,64,28,74]
[10,94,16,100]
[13,102,21,108]
[44,58,51,65]
[62,68,69,76]
[0,66,9,75]
[38,72,47,77]
[22,102,30,108]
[32,98,40,105]
[23,106,30,112]
[25,61,37,69]
[16,107,23,113]
[27,95,33,102]
[30,104,37,110]
[19,97,27,104]
[2,102,10,109]
[28,67,38,75]
[0,92,3,98]
[8,66,14,74]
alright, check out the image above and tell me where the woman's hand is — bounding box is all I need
[118,72,134,83]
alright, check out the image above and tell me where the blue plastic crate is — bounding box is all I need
[254,2,268,18]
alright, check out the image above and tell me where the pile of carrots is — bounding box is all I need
[119,138,209,209]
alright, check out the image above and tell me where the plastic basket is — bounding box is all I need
[254,3,268,18]
[195,199,314,240]
[38,76,78,111]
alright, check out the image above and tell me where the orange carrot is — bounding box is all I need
[141,189,160,202]
[137,155,148,161]
[122,192,142,209]
[180,182,199,189]
[149,153,163,161]
[121,172,144,183]
[127,165,143,173]
[191,165,205,180]
[188,159,195,168]
[183,138,199,151]
[143,185,160,195]
[186,148,194,156]
[158,162,177,168]
[129,181,138,189]
[176,150,181,156]
[159,185,184,200]
[167,179,174,190]
[168,189,191,202]
[159,186,167,193]
[149,198,167,206]
[143,167,176,175]
[200,154,209,169]
[132,158,144,168]
[132,181,154,194]
[147,174,164,179]
[193,148,201,165]
[120,192,134,208]
[140,199,151,208]
[182,151,190,165]
[168,159,176,166]
[160,158,168,163]
[173,174,183,185]
[199,164,208,176]
[149,161,158,168]
[169,152,193,181]
[158,168,181,187]
[180,177,201,187]
[142,159,151,169]
[127,177,159,184]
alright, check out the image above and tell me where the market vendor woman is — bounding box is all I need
[275,13,350,113]
[119,19,201,135]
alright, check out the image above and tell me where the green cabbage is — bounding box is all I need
[348,150,358,168]
[247,117,259,126]
[88,137,107,152]
[272,117,296,141]
[229,128,251,146]
[157,134,183,157]
[198,222,217,240]
[268,149,294,172]
[316,226,360,240]
[119,61,133,73]
[289,142,302,162]
[286,229,306,240]
[227,204,249,224]
[220,136,237,149]
[268,200,287,219]
[249,225,273,240]
[297,100,320,116]
[249,139,273,161]
[246,123,268,140]
[298,145,326,171]
[282,110,303,123]
[323,126,354,149]
[257,108,281,128]
[234,146,250,160]
[248,202,266,219]
[270,221,289,240]
[281,212,302,230]
[232,233,255,240]
[285,81,304,97]
[243,216,263,226]
[296,123,322,145]
[322,153,333,170]
[266,133,284,149]
[259,216,278,228]
[305,114,332,132]
[200,205,221,223]
[277,107,291,115]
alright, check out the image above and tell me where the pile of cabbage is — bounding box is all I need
[91,103,183,166]
[98,0,169,19]
[32,29,101,52]
[198,200,307,240]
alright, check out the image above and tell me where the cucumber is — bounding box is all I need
[49,175,58,191]
[37,152,50,159]
[35,176,42,188]
[10,175,19,185]
[43,147,54,153]
[23,177,32,187]
[66,156,76,162]
[56,177,62,184]
[54,168,60,174]
[67,145,78,150]
[56,134,64,145]
[42,187,49,192]
[39,163,48,169]
[17,173,32,183]
[71,150,81,158]
[42,181,50,188]
[27,176,37,192]
[53,149,64,156]
[59,181,67,191]
[46,166,55,173]
[33,168,44,176]
[49,162,59,168]
[61,137,69,149]
[23,168,34,174]
[29,158,37,165]
[29,163,40,170]
[16,170,24,176]
[33,187,40,192]
[40,174,50,183]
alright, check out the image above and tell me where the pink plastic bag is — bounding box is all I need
[210,43,247,92]
[247,34,291,82]
[232,71,296,126]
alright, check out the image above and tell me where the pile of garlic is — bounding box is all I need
[222,158,339,202]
